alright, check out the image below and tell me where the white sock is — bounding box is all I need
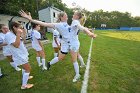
[73,62,79,75]
[10,62,17,68]
[0,68,2,76]
[36,57,41,65]
[78,55,85,65]
[42,59,46,68]
[54,53,58,57]
[22,72,30,86]
[22,69,25,75]
[50,57,59,65]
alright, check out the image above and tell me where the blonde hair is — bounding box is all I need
[80,14,86,26]
[57,12,66,22]
[75,11,86,26]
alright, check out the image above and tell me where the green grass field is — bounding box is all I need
[0,30,140,93]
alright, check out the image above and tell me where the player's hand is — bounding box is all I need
[89,33,97,38]
[58,45,61,50]
[88,28,92,31]
[19,10,32,20]
[16,29,23,36]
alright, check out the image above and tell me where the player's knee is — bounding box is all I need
[23,63,31,72]
[58,57,64,61]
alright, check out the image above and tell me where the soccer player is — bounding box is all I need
[52,29,60,57]
[69,11,96,82]
[19,10,96,82]
[0,24,21,71]
[31,23,47,70]
[5,21,33,89]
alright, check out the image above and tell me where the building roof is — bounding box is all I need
[39,6,62,12]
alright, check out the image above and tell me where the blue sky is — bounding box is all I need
[62,0,140,17]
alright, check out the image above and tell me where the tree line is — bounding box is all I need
[0,0,140,28]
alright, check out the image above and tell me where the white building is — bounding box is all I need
[101,24,107,29]
[38,6,62,32]
[0,14,32,39]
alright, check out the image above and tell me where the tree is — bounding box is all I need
[0,0,37,18]
[0,0,139,28]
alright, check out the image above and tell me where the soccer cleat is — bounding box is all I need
[21,84,34,89]
[15,67,21,71]
[42,66,47,70]
[0,74,7,79]
[80,64,86,68]
[28,76,33,80]
[47,62,51,70]
[73,74,81,82]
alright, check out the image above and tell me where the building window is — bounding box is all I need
[53,12,55,18]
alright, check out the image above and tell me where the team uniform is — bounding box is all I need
[31,30,42,51]
[70,19,88,51]
[52,29,61,57]
[0,32,21,71]
[0,33,11,56]
[30,29,47,70]
[70,20,86,68]
[54,21,84,53]
[5,31,29,66]
[69,20,81,52]
[54,22,71,54]
[5,31,31,88]
[69,19,86,82]
[52,30,60,48]
[49,22,82,82]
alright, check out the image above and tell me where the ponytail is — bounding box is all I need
[75,11,86,26]
[57,12,66,22]
[80,13,86,26]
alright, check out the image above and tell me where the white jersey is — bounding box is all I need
[52,30,60,47]
[31,30,42,51]
[53,22,71,52]
[0,32,11,56]
[70,20,81,45]
[5,32,29,65]
[0,33,6,47]
[54,22,71,43]
[53,21,83,52]
[67,20,85,52]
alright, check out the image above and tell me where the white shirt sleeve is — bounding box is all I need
[77,24,85,31]
[34,32,41,39]
[72,20,85,31]
[5,33,15,45]
[53,30,58,37]
[0,34,4,44]
[0,38,3,44]
[54,23,61,31]
[54,23,59,29]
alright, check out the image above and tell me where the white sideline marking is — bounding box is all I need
[81,38,94,93]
